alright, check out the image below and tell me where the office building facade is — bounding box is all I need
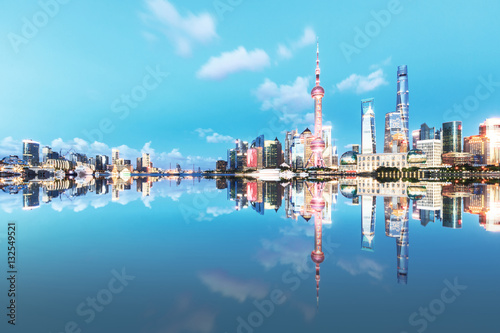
[361,98,376,154]
[23,140,40,166]
[442,121,462,153]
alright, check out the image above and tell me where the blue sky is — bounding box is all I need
[1,0,500,168]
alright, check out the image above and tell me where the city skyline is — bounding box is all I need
[2,1,500,169]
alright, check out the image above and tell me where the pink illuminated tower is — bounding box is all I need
[308,40,326,168]
[308,182,326,307]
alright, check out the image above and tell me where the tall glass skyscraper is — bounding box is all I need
[361,98,376,154]
[396,65,410,151]
[443,121,462,153]
[22,139,40,166]
[479,118,500,164]
[384,111,405,153]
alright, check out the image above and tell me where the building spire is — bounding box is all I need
[315,38,320,87]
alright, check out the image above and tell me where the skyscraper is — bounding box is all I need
[264,138,283,168]
[464,135,490,165]
[22,140,40,166]
[112,149,120,165]
[361,98,376,154]
[142,153,151,172]
[321,126,334,167]
[420,123,435,141]
[412,129,421,149]
[384,111,406,153]
[309,41,326,168]
[442,121,462,153]
[479,118,500,164]
[95,155,109,171]
[417,139,442,167]
[42,146,52,163]
[396,65,410,151]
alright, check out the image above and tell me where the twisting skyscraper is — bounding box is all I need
[361,98,376,154]
[396,65,410,151]
[308,41,326,168]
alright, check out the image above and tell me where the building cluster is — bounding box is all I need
[217,42,338,172]
[6,140,165,175]
[339,64,500,172]
[221,136,285,172]
[13,176,162,211]
[216,177,500,288]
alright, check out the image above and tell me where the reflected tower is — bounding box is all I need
[397,217,409,284]
[361,196,376,251]
[308,182,326,307]
[384,197,410,284]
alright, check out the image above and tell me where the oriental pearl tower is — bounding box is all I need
[308,182,326,307]
[309,40,326,168]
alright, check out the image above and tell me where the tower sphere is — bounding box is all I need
[311,138,326,153]
[311,252,325,264]
[311,86,325,98]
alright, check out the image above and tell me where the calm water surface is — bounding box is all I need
[0,177,499,333]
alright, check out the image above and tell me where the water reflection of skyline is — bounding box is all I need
[2,176,499,306]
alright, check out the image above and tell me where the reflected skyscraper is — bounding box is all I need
[384,196,409,284]
[361,98,376,154]
[361,196,376,251]
[23,182,40,210]
[442,196,462,229]
[397,218,409,284]
[396,65,410,151]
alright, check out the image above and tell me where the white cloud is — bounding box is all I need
[293,27,316,49]
[206,206,234,217]
[370,56,392,70]
[336,69,388,94]
[51,137,89,154]
[195,128,233,143]
[199,270,269,302]
[165,148,183,159]
[113,144,141,161]
[255,76,313,127]
[276,27,316,60]
[277,44,292,59]
[141,141,155,155]
[197,47,270,80]
[143,0,217,57]
[337,256,385,281]
[0,136,217,170]
[90,141,110,155]
[0,137,21,157]
[206,132,234,144]
[257,235,311,272]
[195,128,214,138]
